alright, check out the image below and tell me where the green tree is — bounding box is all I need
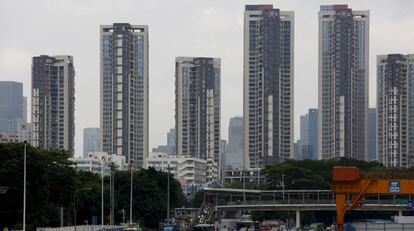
[0,143,186,230]
[0,143,77,229]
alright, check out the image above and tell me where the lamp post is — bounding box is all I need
[167,163,170,223]
[101,156,106,227]
[74,187,92,231]
[276,174,285,200]
[242,169,246,204]
[108,161,117,226]
[129,160,134,225]
[23,142,27,231]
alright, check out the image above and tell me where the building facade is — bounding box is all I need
[83,127,101,157]
[146,153,207,185]
[299,115,309,160]
[0,81,23,133]
[152,128,176,155]
[175,57,220,182]
[69,152,127,176]
[368,108,377,161]
[32,55,75,155]
[299,109,319,160]
[225,116,243,169]
[243,5,294,168]
[167,128,176,155]
[318,5,369,160]
[377,54,414,168]
[100,23,149,169]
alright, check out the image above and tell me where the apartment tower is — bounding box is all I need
[318,5,369,160]
[100,23,149,168]
[31,55,75,155]
[243,5,294,168]
[377,54,414,167]
[175,57,220,182]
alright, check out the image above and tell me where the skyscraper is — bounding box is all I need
[31,55,75,155]
[299,109,319,160]
[0,81,23,133]
[243,5,294,168]
[377,54,414,168]
[226,116,243,169]
[83,127,101,157]
[23,96,27,124]
[308,109,319,160]
[152,128,176,155]
[167,128,176,155]
[299,115,309,160]
[100,23,149,169]
[368,108,377,161]
[175,57,220,182]
[318,5,369,160]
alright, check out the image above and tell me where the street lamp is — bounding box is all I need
[242,169,246,204]
[74,187,92,231]
[108,161,117,226]
[276,174,285,200]
[23,142,27,231]
[129,160,134,225]
[101,156,106,227]
[166,163,170,224]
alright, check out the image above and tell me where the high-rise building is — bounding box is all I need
[226,116,243,169]
[219,139,227,174]
[228,116,243,154]
[368,108,377,161]
[299,115,309,160]
[152,128,176,155]
[0,81,23,133]
[308,109,319,160]
[318,5,369,160]
[243,5,294,168]
[299,109,319,160]
[100,23,149,169]
[31,55,75,155]
[175,57,221,182]
[167,128,176,154]
[377,54,414,167]
[23,96,27,124]
[83,127,101,157]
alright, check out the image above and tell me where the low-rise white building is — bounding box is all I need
[146,153,207,185]
[69,152,127,175]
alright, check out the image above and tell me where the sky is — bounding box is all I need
[1,0,414,157]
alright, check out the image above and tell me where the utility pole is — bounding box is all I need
[23,142,27,231]
[101,156,106,227]
[167,163,170,223]
[129,160,133,224]
[74,188,91,231]
[109,161,117,226]
[243,169,246,204]
[281,174,285,200]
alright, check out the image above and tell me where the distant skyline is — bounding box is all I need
[1,0,414,157]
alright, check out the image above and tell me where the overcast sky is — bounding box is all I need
[1,0,414,157]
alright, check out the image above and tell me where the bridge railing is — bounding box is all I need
[204,188,414,207]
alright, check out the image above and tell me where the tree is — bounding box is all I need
[0,143,77,229]
[0,143,186,230]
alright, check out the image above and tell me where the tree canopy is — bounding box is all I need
[0,143,185,230]
[262,158,384,190]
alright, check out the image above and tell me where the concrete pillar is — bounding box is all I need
[296,210,301,228]
[399,211,403,216]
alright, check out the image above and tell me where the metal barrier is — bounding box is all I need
[37,225,126,231]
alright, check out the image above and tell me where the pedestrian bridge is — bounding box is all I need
[204,188,414,212]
